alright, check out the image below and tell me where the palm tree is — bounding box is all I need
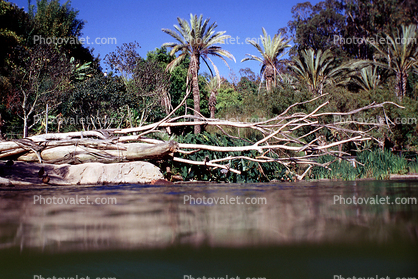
[206,76,222,118]
[162,14,235,134]
[349,65,385,91]
[369,24,418,100]
[289,49,348,95]
[241,28,290,91]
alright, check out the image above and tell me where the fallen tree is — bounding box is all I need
[0,89,403,180]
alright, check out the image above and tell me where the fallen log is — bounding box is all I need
[14,141,179,164]
[0,93,403,182]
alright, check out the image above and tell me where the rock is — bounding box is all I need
[150,179,173,186]
[0,161,164,186]
[56,161,164,185]
[170,175,184,182]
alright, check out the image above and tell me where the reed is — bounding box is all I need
[309,150,415,181]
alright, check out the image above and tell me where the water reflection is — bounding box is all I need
[0,180,417,252]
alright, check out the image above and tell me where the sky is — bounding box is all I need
[10,0,321,80]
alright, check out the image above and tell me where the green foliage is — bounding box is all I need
[216,87,243,112]
[241,27,290,91]
[310,150,413,180]
[162,13,235,133]
[162,13,235,74]
[29,0,94,63]
[289,48,349,95]
[286,0,418,60]
[58,73,129,131]
[160,132,291,183]
[29,0,84,37]
[287,0,346,56]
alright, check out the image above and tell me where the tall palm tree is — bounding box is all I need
[162,14,235,134]
[206,76,222,118]
[369,24,418,100]
[241,28,290,91]
[289,49,348,95]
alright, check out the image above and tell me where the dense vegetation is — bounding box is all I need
[1,0,418,181]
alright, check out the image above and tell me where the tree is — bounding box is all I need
[0,1,34,119]
[28,0,94,63]
[132,58,172,124]
[12,44,71,137]
[162,14,235,134]
[241,28,290,92]
[29,0,84,38]
[348,65,383,91]
[289,48,348,95]
[342,0,418,60]
[104,41,141,82]
[287,0,346,55]
[61,73,128,131]
[206,76,222,118]
[368,25,418,101]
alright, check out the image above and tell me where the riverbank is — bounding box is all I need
[2,160,418,187]
[0,161,163,186]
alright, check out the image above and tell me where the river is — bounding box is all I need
[0,180,417,278]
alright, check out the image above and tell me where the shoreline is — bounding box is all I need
[2,172,418,188]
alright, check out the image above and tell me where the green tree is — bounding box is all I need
[28,0,94,63]
[61,73,128,131]
[289,48,348,95]
[287,0,346,55]
[132,58,172,124]
[162,14,235,134]
[348,65,384,91]
[369,25,418,101]
[29,0,83,38]
[206,76,222,118]
[241,28,290,92]
[12,44,72,137]
[342,0,418,60]
[0,0,34,117]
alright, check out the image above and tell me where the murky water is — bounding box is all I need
[1,180,417,278]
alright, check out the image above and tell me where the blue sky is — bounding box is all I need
[11,0,321,79]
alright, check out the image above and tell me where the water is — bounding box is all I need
[0,180,417,278]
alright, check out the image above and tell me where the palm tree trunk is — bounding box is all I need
[265,65,273,91]
[395,72,401,100]
[395,71,407,101]
[209,91,216,119]
[402,72,408,100]
[190,53,201,134]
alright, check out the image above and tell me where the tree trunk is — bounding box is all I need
[209,91,217,119]
[0,113,3,139]
[396,71,407,101]
[23,116,28,138]
[16,141,179,164]
[402,71,408,100]
[190,53,201,134]
[264,65,274,92]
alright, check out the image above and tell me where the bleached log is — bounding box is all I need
[28,131,110,142]
[16,141,179,164]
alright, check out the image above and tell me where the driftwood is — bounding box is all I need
[0,90,403,178]
[2,137,178,164]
